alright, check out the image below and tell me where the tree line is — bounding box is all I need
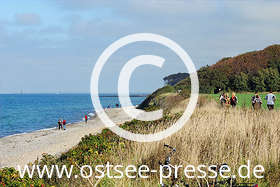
[175,59,280,94]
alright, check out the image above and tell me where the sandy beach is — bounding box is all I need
[0,108,135,169]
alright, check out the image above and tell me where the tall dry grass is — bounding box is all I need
[110,100,280,186]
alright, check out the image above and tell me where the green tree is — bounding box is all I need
[268,59,280,73]
[209,69,229,92]
[262,68,280,91]
[198,66,214,93]
[250,71,266,92]
[232,72,249,91]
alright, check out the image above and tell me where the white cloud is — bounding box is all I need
[1,0,280,93]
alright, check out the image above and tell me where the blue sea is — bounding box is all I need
[0,94,146,138]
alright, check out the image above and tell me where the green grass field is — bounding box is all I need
[209,93,280,109]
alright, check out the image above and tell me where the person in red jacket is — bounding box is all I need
[85,115,88,124]
[62,119,66,130]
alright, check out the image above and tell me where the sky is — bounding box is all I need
[0,0,280,93]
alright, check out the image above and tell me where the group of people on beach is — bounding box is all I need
[219,91,276,110]
[57,114,88,130]
[107,104,120,109]
[56,104,122,130]
[57,119,67,130]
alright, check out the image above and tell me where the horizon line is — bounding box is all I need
[0,92,151,95]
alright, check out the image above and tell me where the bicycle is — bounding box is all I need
[158,144,189,187]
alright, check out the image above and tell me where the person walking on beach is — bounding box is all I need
[62,119,66,130]
[85,114,88,124]
[230,92,238,108]
[58,119,63,130]
[265,91,276,110]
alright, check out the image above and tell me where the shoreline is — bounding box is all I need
[1,110,98,139]
[0,119,88,139]
[0,107,136,169]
